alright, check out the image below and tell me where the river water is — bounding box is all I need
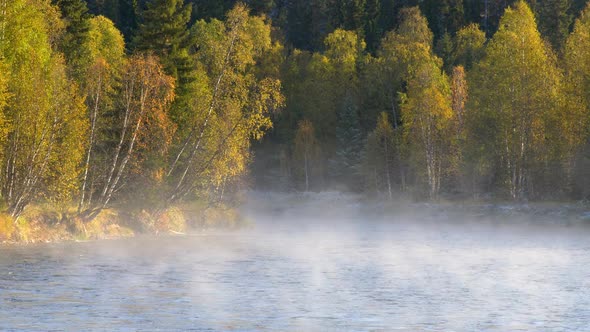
[1,193,590,331]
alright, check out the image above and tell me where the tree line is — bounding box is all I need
[1,0,590,224]
[86,0,589,53]
[257,0,590,201]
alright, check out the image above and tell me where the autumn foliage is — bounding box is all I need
[0,0,589,227]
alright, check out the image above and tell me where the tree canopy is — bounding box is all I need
[0,0,589,224]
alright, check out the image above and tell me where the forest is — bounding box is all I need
[0,0,589,236]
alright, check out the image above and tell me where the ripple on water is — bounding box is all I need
[1,222,590,331]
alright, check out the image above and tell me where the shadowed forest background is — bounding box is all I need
[1,0,590,238]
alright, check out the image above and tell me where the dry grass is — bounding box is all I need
[0,213,14,242]
[0,199,249,244]
[155,207,187,233]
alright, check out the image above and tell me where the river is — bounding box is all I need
[1,192,590,331]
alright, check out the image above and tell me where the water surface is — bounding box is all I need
[1,195,590,331]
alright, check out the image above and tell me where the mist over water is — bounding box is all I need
[2,192,590,331]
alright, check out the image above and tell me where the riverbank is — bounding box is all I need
[243,191,590,226]
[3,192,590,244]
[0,202,246,245]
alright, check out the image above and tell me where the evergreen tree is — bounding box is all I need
[364,0,381,53]
[435,32,454,72]
[86,0,138,43]
[377,0,398,37]
[133,0,195,122]
[331,93,364,189]
[421,0,464,39]
[247,0,275,16]
[187,0,234,21]
[54,0,92,82]
[284,0,333,51]
[571,0,588,15]
[463,0,517,36]
[333,0,367,32]
[536,0,573,52]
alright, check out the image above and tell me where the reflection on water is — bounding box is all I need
[1,197,590,331]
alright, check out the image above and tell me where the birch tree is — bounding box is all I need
[293,119,320,192]
[165,4,283,206]
[401,59,454,200]
[81,54,175,219]
[468,1,565,199]
[78,15,125,212]
[0,0,87,218]
[564,1,590,198]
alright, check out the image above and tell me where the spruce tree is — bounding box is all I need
[435,32,454,72]
[86,0,138,44]
[421,0,464,39]
[331,94,364,189]
[364,0,382,53]
[537,0,573,52]
[248,0,275,16]
[54,0,92,82]
[134,0,192,73]
[133,0,195,122]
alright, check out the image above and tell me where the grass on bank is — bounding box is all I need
[0,200,248,244]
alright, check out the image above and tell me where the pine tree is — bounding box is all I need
[134,0,192,59]
[333,0,367,32]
